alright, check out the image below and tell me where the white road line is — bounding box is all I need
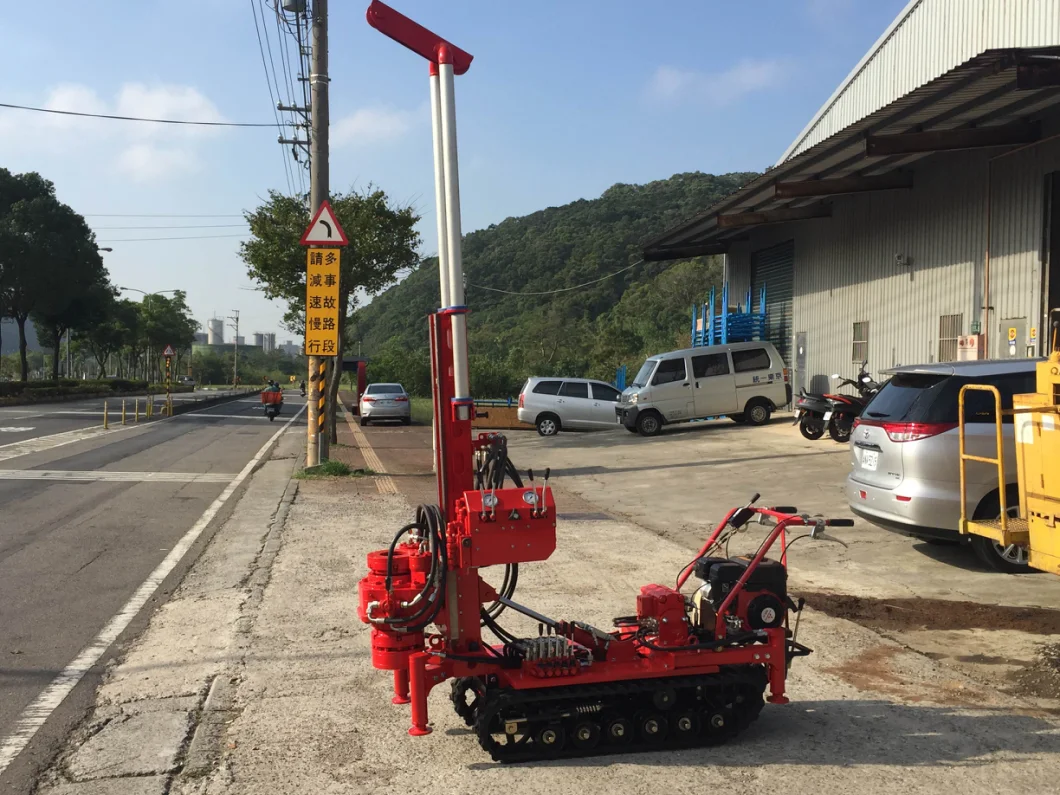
[340,404,397,494]
[0,427,34,433]
[0,470,236,484]
[0,402,306,775]
[173,413,266,421]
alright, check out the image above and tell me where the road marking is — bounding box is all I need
[0,469,236,484]
[341,404,397,494]
[173,413,265,421]
[0,425,136,463]
[0,402,306,776]
[0,427,34,433]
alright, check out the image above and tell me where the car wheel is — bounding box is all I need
[536,414,561,437]
[360,417,369,427]
[636,411,662,437]
[970,487,1030,573]
[728,413,745,423]
[743,400,772,426]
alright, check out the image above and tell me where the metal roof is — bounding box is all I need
[643,47,1060,262]
[782,0,1060,164]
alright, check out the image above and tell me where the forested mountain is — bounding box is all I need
[351,171,757,395]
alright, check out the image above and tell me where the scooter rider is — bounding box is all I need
[299,379,307,397]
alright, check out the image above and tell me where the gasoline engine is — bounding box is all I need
[356,0,851,762]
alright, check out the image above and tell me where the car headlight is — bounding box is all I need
[629,393,638,405]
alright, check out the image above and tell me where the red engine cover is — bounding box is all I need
[636,584,689,646]
[358,544,432,670]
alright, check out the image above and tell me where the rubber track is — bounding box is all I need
[470,667,767,762]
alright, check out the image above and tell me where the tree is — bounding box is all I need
[241,186,420,443]
[0,169,70,380]
[136,291,199,379]
[32,251,110,381]
[84,294,139,375]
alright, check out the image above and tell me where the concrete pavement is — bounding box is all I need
[26,439,1060,794]
[0,391,306,793]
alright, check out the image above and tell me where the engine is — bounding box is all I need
[690,556,788,636]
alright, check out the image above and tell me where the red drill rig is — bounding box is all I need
[357,1,851,761]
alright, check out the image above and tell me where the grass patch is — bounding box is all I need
[410,397,433,425]
[295,460,376,479]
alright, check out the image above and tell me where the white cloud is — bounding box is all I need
[646,59,788,107]
[116,144,199,183]
[0,82,227,181]
[332,107,416,147]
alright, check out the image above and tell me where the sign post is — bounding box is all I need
[162,344,176,417]
[301,200,347,467]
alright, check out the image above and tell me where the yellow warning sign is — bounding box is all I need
[305,248,341,356]
[1008,327,1018,342]
[1031,327,1037,340]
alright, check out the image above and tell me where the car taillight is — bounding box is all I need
[394,396,408,402]
[782,368,789,382]
[518,393,525,408]
[881,422,956,443]
[362,396,375,403]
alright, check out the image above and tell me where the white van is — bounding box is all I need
[615,341,790,436]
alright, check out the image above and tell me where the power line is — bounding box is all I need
[467,260,645,296]
[91,223,247,230]
[0,102,280,127]
[250,0,295,195]
[84,213,245,218]
[96,233,250,242]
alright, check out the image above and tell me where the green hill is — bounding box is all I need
[350,171,757,396]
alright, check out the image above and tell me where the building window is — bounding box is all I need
[852,322,868,363]
[938,314,963,362]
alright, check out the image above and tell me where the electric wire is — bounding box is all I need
[84,213,245,218]
[467,259,645,296]
[0,102,281,127]
[91,223,247,230]
[258,0,299,196]
[249,0,295,195]
[96,233,250,242]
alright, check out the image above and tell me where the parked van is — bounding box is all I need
[517,377,623,436]
[616,342,790,436]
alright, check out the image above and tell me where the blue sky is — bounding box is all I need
[0,0,908,339]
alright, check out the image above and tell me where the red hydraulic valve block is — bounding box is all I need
[358,545,432,704]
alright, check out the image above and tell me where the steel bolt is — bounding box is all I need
[541,729,558,745]
[677,716,692,732]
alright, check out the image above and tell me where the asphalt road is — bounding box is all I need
[0,391,306,789]
[0,389,245,448]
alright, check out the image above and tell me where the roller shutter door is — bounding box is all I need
[751,240,794,367]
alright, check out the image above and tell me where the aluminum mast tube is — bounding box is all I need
[438,49,470,403]
[429,63,451,307]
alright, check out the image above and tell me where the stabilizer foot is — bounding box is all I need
[392,695,411,705]
[409,725,433,737]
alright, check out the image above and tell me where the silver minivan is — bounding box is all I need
[517,377,623,436]
[616,342,790,436]
[846,359,1040,572]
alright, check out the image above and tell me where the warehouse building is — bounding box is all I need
[644,0,1060,394]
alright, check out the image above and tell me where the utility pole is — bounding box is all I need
[228,310,240,385]
[307,0,329,465]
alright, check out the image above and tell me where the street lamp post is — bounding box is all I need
[116,286,179,380]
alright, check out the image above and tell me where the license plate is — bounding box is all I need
[862,450,878,471]
[378,400,394,406]
[822,410,832,421]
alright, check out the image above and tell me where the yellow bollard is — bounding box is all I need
[122,399,127,426]
[103,401,109,430]
[135,399,140,423]
[147,397,152,420]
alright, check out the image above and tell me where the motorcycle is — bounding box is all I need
[793,361,879,443]
[261,389,284,422]
[300,386,307,398]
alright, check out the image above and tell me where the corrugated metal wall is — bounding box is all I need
[728,139,1060,387]
[785,0,1060,162]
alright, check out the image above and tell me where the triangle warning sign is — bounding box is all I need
[300,200,349,246]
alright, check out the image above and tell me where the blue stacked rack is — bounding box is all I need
[690,282,767,348]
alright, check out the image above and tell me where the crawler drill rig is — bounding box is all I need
[357,1,848,761]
